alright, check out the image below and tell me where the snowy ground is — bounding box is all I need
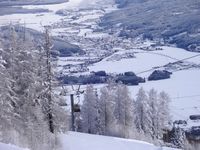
[60,132,179,150]
[129,69,200,121]
[89,46,200,75]
[0,143,28,150]
[0,132,179,150]
[0,0,116,31]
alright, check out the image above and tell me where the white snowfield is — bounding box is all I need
[0,132,179,150]
[89,46,200,75]
[129,69,200,121]
[0,0,114,31]
[0,143,28,150]
[0,0,88,31]
[60,132,179,150]
[22,0,83,12]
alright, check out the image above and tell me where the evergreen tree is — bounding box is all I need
[114,83,135,138]
[98,83,116,136]
[0,48,15,143]
[81,85,99,134]
[148,88,159,139]
[135,87,152,137]
[0,25,67,149]
[148,89,171,140]
[158,91,171,137]
[170,126,187,149]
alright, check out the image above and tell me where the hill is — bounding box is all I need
[101,0,200,51]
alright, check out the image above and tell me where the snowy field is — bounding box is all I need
[129,69,200,121]
[61,132,179,150]
[0,0,116,31]
[0,132,179,150]
[89,46,200,75]
[0,143,28,150]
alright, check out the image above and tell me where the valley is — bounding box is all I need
[0,0,200,122]
[0,0,200,145]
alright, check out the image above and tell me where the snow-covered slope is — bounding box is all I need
[0,132,179,150]
[0,143,28,150]
[60,132,179,150]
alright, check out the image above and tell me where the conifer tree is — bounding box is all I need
[114,83,135,138]
[81,85,99,134]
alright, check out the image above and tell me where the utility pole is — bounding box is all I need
[70,94,75,131]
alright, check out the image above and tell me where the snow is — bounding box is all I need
[0,13,64,31]
[0,132,179,150]
[0,0,94,31]
[22,0,82,12]
[21,1,71,12]
[127,69,200,121]
[87,46,200,121]
[60,131,179,150]
[89,46,200,76]
[0,143,29,150]
[154,46,200,64]
[89,50,173,75]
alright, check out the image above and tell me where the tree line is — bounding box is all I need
[0,25,67,150]
[76,82,171,143]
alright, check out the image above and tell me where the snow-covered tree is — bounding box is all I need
[0,48,15,143]
[81,85,99,134]
[0,25,67,150]
[158,91,171,134]
[135,88,171,141]
[170,126,187,149]
[135,87,153,138]
[98,83,116,136]
[148,88,160,139]
[113,83,135,138]
[148,88,172,140]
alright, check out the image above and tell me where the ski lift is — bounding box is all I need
[71,84,84,113]
[73,93,81,112]
[74,104,81,112]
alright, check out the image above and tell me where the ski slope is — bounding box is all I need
[60,132,179,150]
[0,132,179,150]
[0,143,28,150]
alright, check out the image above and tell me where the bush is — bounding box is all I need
[148,70,172,81]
